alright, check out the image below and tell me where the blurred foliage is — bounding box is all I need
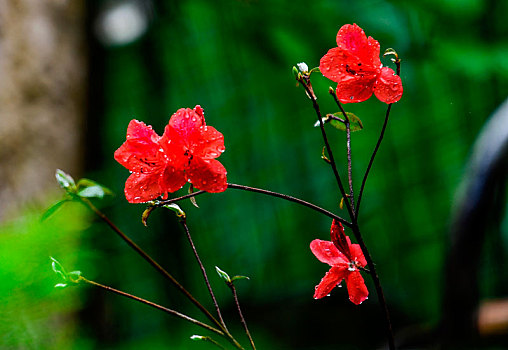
[2,0,508,348]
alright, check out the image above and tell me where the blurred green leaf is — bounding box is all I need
[55,169,76,191]
[77,179,113,199]
[41,199,70,222]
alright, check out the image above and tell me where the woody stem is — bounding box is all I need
[80,277,224,336]
[77,197,242,347]
[155,183,352,228]
[329,90,355,215]
[180,218,228,332]
[298,77,395,349]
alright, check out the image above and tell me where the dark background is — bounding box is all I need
[1,0,508,349]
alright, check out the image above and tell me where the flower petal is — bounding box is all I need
[189,126,225,160]
[160,164,188,194]
[335,75,377,104]
[168,106,206,145]
[319,47,349,83]
[330,220,352,260]
[187,157,227,193]
[336,24,381,68]
[349,241,367,268]
[345,270,369,305]
[373,67,403,104]
[314,266,348,299]
[310,239,348,266]
[124,172,162,203]
[114,120,163,173]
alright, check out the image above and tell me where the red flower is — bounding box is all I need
[114,105,227,203]
[319,23,403,104]
[310,220,368,304]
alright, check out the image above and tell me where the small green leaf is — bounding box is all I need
[329,112,363,132]
[77,179,113,199]
[142,206,155,227]
[77,185,105,198]
[188,185,199,208]
[55,169,76,191]
[231,275,250,282]
[50,257,82,286]
[41,199,69,221]
[163,203,186,218]
[215,266,231,283]
[190,335,206,341]
[51,257,67,281]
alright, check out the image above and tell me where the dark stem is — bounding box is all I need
[77,198,228,337]
[155,183,352,228]
[299,78,395,348]
[329,90,355,215]
[81,277,224,336]
[356,56,400,218]
[351,224,395,350]
[180,218,228,331]
[228,282,256,350]
[299,77,356,223]
[356,103,391,218]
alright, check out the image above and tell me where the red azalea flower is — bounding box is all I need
[319,23,403,104]
[114,105,227,203]
[310,220,368,304]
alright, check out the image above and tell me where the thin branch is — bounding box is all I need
[329,90,355,215]
[77,198,224,333]
[228,282,256,350]
[180,219,228,331]
[81,277,224,336]
[298,77,356,223]
[155,183,352,228]
[355,104,391,217]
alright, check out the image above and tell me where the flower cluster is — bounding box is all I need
[310,220,368,305]
[114,105,227,203]
[320,23,403,104]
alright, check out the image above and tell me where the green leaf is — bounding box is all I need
[55,169,76,191]
[329,112,363,132]
[77,185,105,198]
[231,275,250,282]
[50,257,67,281]
[77,179,113,199]
[41,199,69,221]
[188,185,199,208]
[162,203,186,218]
[215,266,231,283]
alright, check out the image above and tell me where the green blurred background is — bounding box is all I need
[2,0,508,348]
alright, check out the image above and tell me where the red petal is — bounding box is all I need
[335,75,377,103]
[345,270,369,305]
[114,120,164,173]
[330,220,352,260]
[168,107,205,145]
[310,239,348,266]
[124,172,162,203]
[160,164,187,194]
[314,266,348,299]
[319,47,349,83]
[336,24,381,68]
[349,242,367,267]
[187,157,227,193]
[373,67,403,104]
[188,126,225,160]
